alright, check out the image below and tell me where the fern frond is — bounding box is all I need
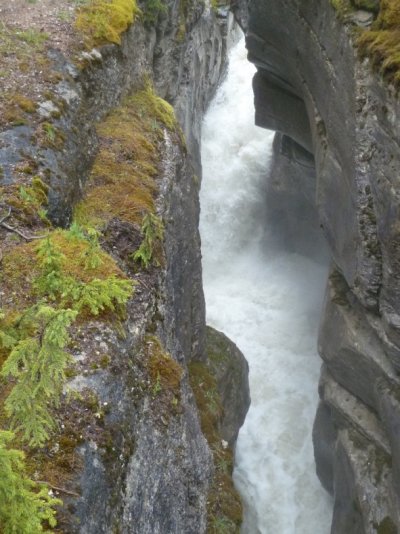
[133,212,164,268]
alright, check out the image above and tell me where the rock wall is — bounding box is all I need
[243,0,400,531]
[0,3,249,533]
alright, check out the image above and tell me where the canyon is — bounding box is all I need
[1,0,400,532]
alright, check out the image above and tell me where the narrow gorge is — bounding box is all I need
[200,38,332,532]
[1,0,400,533]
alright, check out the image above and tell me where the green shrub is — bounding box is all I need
[34,232,134,314]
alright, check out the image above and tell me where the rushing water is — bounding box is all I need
[199,38,333,533]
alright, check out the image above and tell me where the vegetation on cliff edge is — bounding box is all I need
[331,0,400,87]
[1,74,180,529]
[75,0,140,48]
[358,0,400,86]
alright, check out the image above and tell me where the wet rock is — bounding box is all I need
[265,133,328,259]
[205,325,250,446]
[244,0,400,530]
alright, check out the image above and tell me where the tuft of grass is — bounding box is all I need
[146,336,183,395]
[15,28,49,47]
[75,0,140,48]
[12,94,37,113]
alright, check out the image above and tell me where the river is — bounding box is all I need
[199,37,333,534]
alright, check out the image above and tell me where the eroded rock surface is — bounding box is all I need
[244,0,400,531]
[0,3,250,533]
[205,325,250,446]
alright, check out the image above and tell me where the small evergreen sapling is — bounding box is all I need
[1,228,134,447]
[1,306,77,447]
[34,232,134,315]
[34,237,65,300]
[0,430,61,533]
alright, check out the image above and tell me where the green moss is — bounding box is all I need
[375,516,397,534]
[145,336,183,395]
[131,84,177,130]
[331,0,353,17]
[357,0,400,86]
[2,93,38,128]
[74,86,177,230]
[189,362,221,440]
[75,0,140,48]
[12,94,37,113]
[100,354,111,368]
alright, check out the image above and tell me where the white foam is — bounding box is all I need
[200,37,333,533]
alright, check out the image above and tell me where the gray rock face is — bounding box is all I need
[0,6,251,534]
[62,9,240,533]
[244,0,400,531]
[265,133,328,259]
[61,128,216,534]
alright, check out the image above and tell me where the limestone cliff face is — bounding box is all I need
[243,0,400,531]
[0,3,248,533]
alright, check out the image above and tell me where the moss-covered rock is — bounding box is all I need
[74,86,177,231]
[357,0,400,85]
[189,326,250,534]
[205,325,250,445]
[75,0,140,48]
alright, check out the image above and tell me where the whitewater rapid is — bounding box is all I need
[199,38,333,533]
